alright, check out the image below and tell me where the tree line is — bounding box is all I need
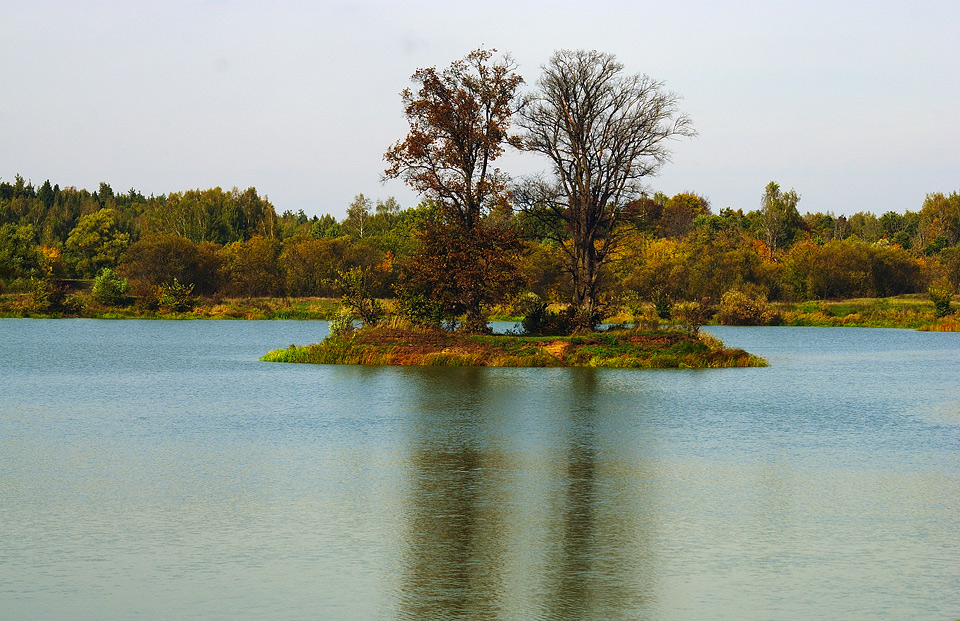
[2,174,956,316]
[2,48,958,328]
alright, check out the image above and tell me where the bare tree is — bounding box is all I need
[518,49,694,328]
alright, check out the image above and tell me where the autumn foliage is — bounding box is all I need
[384,48,523,230]
[398,218,524,333]
[1,48,958,327]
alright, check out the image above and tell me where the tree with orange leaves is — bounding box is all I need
[384,48,524,231]
[385,49,525,331]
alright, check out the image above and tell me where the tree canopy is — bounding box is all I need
[384,48,524,231]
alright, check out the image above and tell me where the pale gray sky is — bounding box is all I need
[2,0,958,218]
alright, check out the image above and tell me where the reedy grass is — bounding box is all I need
[917,319,960,332]
[4,290,954,331]
[773,295,953,329]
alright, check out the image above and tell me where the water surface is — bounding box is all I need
[1,320,959,618]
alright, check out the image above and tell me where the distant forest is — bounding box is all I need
[1,173,959,309]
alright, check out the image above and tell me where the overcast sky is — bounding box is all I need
[2,1,958,218]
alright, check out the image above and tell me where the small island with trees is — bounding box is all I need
[2,49,958,369]
[261,319,765,369]
[264,49,764,368]
[262,48,769,369]
[264,47,949,368]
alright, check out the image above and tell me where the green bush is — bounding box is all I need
[4,277,34,293]
[328,306,356,339]
[332,266,383,326]
[396,289,445,328]
[31,277,84,315]
[929,280,954,318]
[521,299,578,336]
[717,288,777,326]
[92,268,129,306]
[158,278,195,312]
[671,300,711,332]
[518,292,548,335]
[32,277,66,311]
[652,288,673,319]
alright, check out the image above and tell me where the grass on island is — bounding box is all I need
[261,320,767,369]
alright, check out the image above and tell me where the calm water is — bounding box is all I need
[1,319,959,619]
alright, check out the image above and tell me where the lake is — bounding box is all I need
[1,319,959,619]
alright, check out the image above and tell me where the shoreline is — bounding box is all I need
[0,292,955,331]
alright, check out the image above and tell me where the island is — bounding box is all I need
[261,322,766,369]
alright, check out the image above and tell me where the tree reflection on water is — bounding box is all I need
[396,367,659,618]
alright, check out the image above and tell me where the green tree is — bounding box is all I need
[782,240,820,299]
[919,192,960,248]
[376,196,401,219]
[0,223,41,283]
[682,229,781,302]
[798,238,921,299]
[157,278,195,312]
[717,288,777,325]
[518,242,569,303]
[621,236,689,313]
[367,196,402,238]
[928,279,954,318]
[220,235,283,297]
[96,182,115,207]
[344,194,372,239]
[760,181,800,258]
[310,214,343,239]
[119,234,222,296]
[64,208,130,277]
[37,179,56,209]
[936,246,960,290]
[92,268,130,306]
[332,266,384,326]
[847,211,880,243]
[803,212,838,244]
[658,192,711,238]
[279,236,349,297]
[144,187,276,245]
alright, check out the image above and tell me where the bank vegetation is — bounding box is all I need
[2,48,957,335]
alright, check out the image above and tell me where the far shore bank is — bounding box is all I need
[0,291,956,331]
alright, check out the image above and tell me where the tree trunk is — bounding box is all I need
[572,231,600,331]
[461,303,490,334]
